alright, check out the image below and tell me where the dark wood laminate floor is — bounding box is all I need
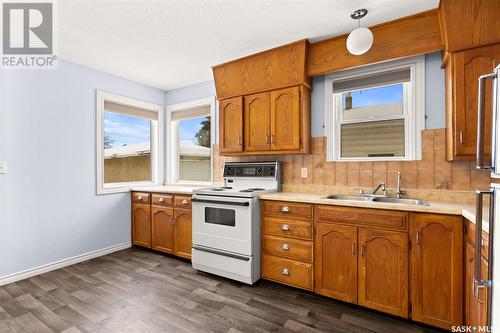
[0,247,443,333]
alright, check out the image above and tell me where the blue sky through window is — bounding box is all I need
[342,84,403,110]
[104,112,150,148]
[179,117,209,145]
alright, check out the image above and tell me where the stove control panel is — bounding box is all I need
[223,162,278,178]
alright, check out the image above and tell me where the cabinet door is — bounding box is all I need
[358,229,408,318]
[151,206,175,254]
[410,213,463,329]
[244,92,270,151]
[132,204,151,248]
[219,96,243,153]
[453,43,500,159]
[314,223,357,303]
[270,86,301,151]
[174,209,192,259]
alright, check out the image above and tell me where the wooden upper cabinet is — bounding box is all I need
[270,86,301,151]
[174,209,192,259]
[446,43,500,160]
[212,39,311,99]
[314,223,357,303]
[358,229,408,318]
[219,96,243,153]
[439,0,500,53]
[244,92,270,151]
[132,204,151,248]
[151,206,175,254]
[410,213,463,330]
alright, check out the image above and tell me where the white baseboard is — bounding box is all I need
[0,241,131,286]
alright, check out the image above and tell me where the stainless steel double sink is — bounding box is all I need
[322,194,428,206]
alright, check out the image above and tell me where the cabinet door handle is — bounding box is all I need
[182,199,189,205]
[281,268,289,276]
[281,243,289,251]
[352,243,356,255]
[271,135,276,144]
[158,197,164,202]
[416,231,420,245]
[138,195,143,201]
[281,224,290,231]
[360,244,365,257]
[459,131,464,144]
[476,285,486,304]
[237,136,242,146]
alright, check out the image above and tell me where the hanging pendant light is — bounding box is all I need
[346,9,373,55]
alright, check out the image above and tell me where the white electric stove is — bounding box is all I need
[191,161,281,284]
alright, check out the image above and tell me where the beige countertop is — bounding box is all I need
[258,192,491,233]
[131,185,208,194]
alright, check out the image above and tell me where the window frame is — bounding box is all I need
[96,90,164,195]
[324,56,425,162]
[166,96,216,185]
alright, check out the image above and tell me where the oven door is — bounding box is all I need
[192,195,254,255]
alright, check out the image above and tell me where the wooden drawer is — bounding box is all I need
[132,192,150,204]
[262,235,313,262]
[151,194,173,207]
[262,254,313,290]
[174,195,192,210]
[315,205,408,231]
[263,200,313,220]
[262,216,313,240]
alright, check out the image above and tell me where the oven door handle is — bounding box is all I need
[191,198,250,206]
[192,246,250,261]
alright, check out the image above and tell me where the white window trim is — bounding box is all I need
[96,90,164,195]
[166,96,216,185]
[324,56,425,162]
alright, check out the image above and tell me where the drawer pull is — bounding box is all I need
[182,199,189,205]
[281,224,290,231]
[281,206,291,213]
[158,197,164,202]
[281,243,289,251]
[137,195,143,201]
[281,268,289,276]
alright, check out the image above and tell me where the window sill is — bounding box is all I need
[97,181,160,195]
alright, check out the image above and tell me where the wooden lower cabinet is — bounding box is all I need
[358,228,408,318]
[174,209,192,259]
[151,206,175,254]
[314,223,357,303]
[465,222,489,329]
[132,192,192,260]
[132,204,151,248]
[410,213,463,330]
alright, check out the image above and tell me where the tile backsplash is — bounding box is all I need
[213,129,491,191]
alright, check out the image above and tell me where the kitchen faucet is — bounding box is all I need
[396,171,406,198]
[372,182,387,196]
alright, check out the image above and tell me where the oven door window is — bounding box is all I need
[204,207,236,227]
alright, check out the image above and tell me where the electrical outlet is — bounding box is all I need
[0,161,7,174]
[301,167,308,178]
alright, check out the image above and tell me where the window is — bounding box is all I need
[325,56,425,161]
[167,97,215,184]
[96,91,163,194]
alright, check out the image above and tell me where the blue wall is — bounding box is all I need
[0,60,165,279]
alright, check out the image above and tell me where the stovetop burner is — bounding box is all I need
[239,188,266,193]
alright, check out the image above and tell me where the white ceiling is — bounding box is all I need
[59,0,439,91]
